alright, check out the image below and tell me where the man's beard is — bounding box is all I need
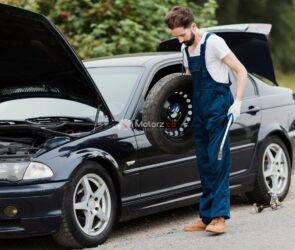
[183,31,195,47]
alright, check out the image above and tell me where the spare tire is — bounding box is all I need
[142,73,194,154]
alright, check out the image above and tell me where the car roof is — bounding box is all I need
[83,52,180,67]
[202,23,271,36]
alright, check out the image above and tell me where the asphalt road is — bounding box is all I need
[1,171,294,250]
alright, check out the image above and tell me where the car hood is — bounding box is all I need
[158,23,276,84]
[0,4,114,122]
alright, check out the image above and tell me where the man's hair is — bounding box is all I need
[164,6,194,29]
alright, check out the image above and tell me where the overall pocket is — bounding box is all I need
[212,90,228,113]
[188,56,202,73]
[202,89,228,132]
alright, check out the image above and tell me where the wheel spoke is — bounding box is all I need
[93,183,107,201]
[274,148,282,162]
[82,177,93,198]
[264,165,274,178]
[84,211,95,233]
[266,148,275,162]
[74,200,88,211]
[96,209,107,222]
[278,168,287,179]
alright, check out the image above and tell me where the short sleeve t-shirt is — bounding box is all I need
[181,32,232,83]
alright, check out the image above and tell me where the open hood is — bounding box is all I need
[158,23,276,84]
[0,4,114,122]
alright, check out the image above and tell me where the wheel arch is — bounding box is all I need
[68,148,123,220]
[145,63,183,100]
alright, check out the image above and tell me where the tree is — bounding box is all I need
[9,0,218,59]
[216,0,295,72]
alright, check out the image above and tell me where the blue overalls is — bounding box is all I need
[184,32,234,225]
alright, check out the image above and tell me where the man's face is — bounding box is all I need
[170,24,196,46]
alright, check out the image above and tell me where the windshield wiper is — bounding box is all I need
[24,116,94,125]
[0,120,29,125]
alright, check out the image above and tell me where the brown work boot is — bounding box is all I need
[184,218,207,232]
[205,217,226,234]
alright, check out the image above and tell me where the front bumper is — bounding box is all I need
[0,181,67,238]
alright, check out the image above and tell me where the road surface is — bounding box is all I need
[1,171,294,250]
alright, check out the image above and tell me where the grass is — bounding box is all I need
[276,72,295,91]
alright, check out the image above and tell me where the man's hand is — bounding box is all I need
[185,68,191,75]
[227,99,242,122]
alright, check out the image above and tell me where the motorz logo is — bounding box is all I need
[117,119,177,129]
[134,120,177,128]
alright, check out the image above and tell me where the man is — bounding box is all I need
[164,6,248,234]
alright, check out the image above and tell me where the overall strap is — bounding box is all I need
[200,32,213,77]
[181,46,190,76]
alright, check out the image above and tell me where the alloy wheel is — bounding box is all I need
[73,173,111,236]
[262,143,289,194]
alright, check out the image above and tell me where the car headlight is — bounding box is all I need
[23,162,53,180]
[0,161,53,181]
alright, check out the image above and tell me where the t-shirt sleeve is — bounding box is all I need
[209,35,231,60]
[181,44,188,69]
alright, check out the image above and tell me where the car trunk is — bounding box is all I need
[158,23,277,84]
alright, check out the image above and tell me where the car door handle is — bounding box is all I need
[246,105,260,113]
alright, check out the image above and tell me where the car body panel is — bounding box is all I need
[0,181,66,237]
[32,122,141,201]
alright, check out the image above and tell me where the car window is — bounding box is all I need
[229,71,256,99]
[87,66,144,116]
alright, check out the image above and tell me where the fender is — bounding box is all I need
[37,147,122,182]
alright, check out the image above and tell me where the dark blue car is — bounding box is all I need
[0,4,294,249]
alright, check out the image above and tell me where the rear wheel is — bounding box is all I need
[246,136,291,203]
[53,161,117,248]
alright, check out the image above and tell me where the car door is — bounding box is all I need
[229,72,262,173]
[132,100,198,199]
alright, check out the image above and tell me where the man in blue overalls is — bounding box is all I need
[165,6,248,234]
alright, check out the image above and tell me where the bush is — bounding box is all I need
[7,0,218,59]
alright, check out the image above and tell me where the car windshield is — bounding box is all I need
[87,66,143,116]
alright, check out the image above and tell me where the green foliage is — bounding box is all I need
[12,0,218,59]
[216,0,295,72]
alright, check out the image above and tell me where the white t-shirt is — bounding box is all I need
[181,31,232,83]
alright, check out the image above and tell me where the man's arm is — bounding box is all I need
[222,52,248,101]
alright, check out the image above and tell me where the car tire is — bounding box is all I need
[53,160,117,249]
[246,136,292,203]
[142,73,194,154]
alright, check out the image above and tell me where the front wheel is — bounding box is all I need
[246,136,292,203]
[53,161,117,248]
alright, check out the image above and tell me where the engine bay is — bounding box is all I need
[0,117,97,157]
